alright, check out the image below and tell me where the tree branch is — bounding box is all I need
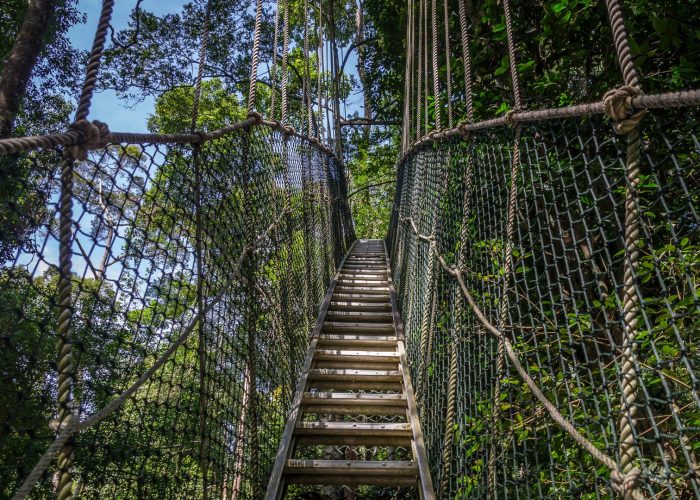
[348,179,395,198]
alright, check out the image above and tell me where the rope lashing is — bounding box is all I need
[604,86,648,134]
[611,467,643,500]
[65,119,110,160]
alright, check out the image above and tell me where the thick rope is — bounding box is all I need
[75,0,115,121]
[439,142,475,495]
[55,152,76,500]
[442,0,453,128]
[10,205,290,500]
[269,1,282,119]
[280,0,290,124]
[416,0,424,139]
[501,0,522,110]
[457,0,474,122]
[401,215,644,498]
[430,0,441,130]
[303,0,313,136]
[488,0,524,489]
[247,0,264,116]
[603,1,645,496]
[190,0,212,133]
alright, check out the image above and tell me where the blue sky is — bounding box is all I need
[67,0,364,132]
[67,0,187,133]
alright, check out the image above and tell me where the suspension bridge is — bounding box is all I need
[0,0,699,498]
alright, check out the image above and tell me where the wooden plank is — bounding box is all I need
[322,322,395,333]
[330,293,391,303]
[324,311,394,322]
[308,368,402,380]
[314,349,398,360]
[284,460,418,486]
[296,421,411,434]
[264,240,357,500]
[303,391,406,402]
[329,302,392,312]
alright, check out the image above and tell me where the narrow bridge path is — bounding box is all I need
[266,240,435,499]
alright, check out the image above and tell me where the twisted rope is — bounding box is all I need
[430,0,441,130]
[416,0,424,139]
[603,1,645,495]
[501,0,522,109]
[457,0,474,122]
[442,0,453,128]
[75,0,114,121]
[400,215,645,499]
[247,0,264,116]
[439,143,475,495]
[280,0,291,125]
[269,0,282,119]
[55,153,76,500]
[190,0,212,134]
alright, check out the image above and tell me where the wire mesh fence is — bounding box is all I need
[0,124,353,498]
[388,108,700,498]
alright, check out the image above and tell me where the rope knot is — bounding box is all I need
[458,122,472,138]
[611,467,642,499]
[66,119,110,160]
[247,111,263,124]
[603,86,647,134]
[504,108,521,126]
[282,125,296,136]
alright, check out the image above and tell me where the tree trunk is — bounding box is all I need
[0,0,58,138]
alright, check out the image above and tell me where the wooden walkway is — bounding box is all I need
[266,239,435,499]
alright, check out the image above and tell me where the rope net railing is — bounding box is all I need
[0,122,353,499]
[389,0,700,497]
[0,0,355,497]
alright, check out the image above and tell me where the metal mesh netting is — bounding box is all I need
[0,124,353,498]
[388,109,700,498]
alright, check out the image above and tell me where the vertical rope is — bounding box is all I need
[502,0,522,110]
[457,0,474,122]
[269,0,282,120]
[442,0,453,128]
[189,1,212,493]
[57,2,116,496]
[440,0,477,479]
[190,0,212,134]
[423,0,429,135]
[489,0,524,493]
[303,0,314,136]
[402,0,413,151]
[247,0,264,116]
[317,0,325,141]
[430,0,441,130]
[603,0,644,495]
[416,0,424,140]
[75,0,115,121]
[280,0,290,124]
[55,153,76,500]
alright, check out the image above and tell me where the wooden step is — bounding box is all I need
[322,322,394,333]
[337,281,389,288]
[284,460,418,486]
[329,301,392,312]
[314,350,399,362]
[331,293,391,303]
[317,335,398,348]
[301,392,407,416]
[294,422,412,446]
[307,368,403,390]
[325,311,393,322]
[333,286,390,295]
